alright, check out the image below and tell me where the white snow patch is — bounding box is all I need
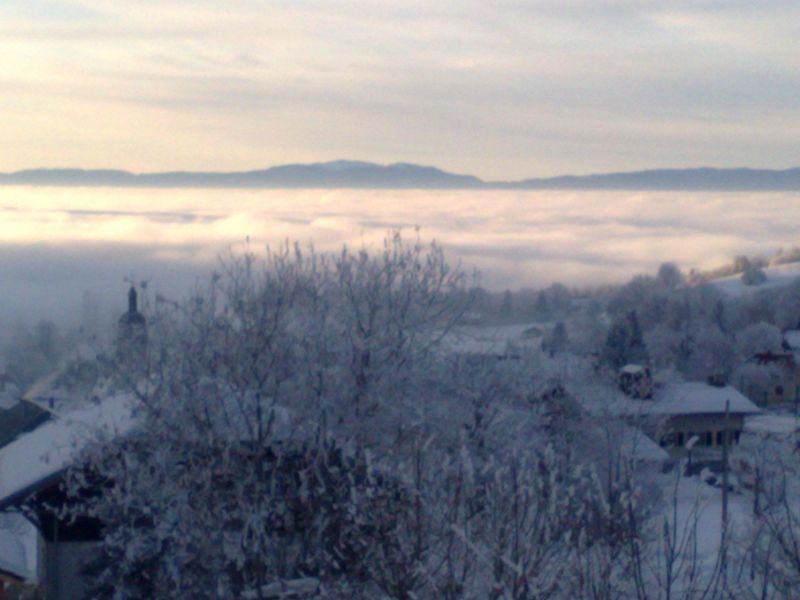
[0,394,136,506]
[709,261,800,298]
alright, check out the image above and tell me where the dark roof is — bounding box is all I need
[0,401,50,450]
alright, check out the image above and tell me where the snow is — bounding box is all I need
[653,382,761,416]
[619,425,670,462]
[620,363,646,374]
[784,329,800,351]
[0,382,19,411]
[0,394,136,507]
[709,261,800,298]
[0,527,28,579]
[658,471,751,578]
[439,324,540,356]
[579,382,760,418]
[744,414,800,436]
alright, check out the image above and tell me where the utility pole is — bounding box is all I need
[721,399,730,592]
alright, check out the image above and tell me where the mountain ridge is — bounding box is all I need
[3,162,800,190]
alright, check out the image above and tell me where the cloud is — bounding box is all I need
[1,187,797,325]
[1,1,799,178]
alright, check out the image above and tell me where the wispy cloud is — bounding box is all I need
[1,1,799,177]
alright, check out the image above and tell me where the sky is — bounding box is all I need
[2,1,799,180]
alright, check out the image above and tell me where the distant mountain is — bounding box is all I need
[0,161,482,189]
[507,167,800,191]
[3,163,800,190]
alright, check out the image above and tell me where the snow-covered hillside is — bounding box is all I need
[709,261,800,297]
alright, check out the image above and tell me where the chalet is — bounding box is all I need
[647,382,761,460]
[588,381,761,463]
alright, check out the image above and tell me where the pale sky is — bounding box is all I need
[2,1,800,179]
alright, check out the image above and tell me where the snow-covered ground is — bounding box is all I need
[439,323,543,356]
[709,261,800,297]
[652,468,753,593]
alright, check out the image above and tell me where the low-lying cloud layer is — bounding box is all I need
[1,186,796,327]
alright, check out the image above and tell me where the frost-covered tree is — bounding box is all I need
[602,311,648,369]
[60,233,662,599]
[65,233,475,598]
[542,321,569,357]
[657,262,683,291]
[735,321,783,361]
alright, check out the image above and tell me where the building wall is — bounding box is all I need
[38,538,99,600]
[656,414,745,459]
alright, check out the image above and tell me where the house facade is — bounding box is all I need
[649,382,761,460]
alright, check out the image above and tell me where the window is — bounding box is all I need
[676,432,685,447]
[705,431,713,446]
[716,431,723,446]
[734,430,741,444]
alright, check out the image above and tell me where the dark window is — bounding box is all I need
[705,432,713,446]
[676,432,685,447]
[716,431,723,446]
[734,430,741,444]
[776,385,784,396]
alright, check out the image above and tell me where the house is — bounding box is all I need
[587,381,761,463]
[0,393,135,600]
[737,350,800,407]
[647,382,761,460]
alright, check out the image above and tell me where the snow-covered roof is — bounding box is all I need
[579,382,761,418]
[620,364,646,374]
[653,383,761,416]
[0,393,136,509]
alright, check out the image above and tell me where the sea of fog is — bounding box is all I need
[1,186,798,326]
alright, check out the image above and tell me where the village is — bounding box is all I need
[0,251,800,598]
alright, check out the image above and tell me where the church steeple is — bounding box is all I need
[118,284,147,362]
[128,285,138,315]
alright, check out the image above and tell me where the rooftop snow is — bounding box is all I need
[579,382,761,418]
[653,383,761,416]
[0,393,136,508]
